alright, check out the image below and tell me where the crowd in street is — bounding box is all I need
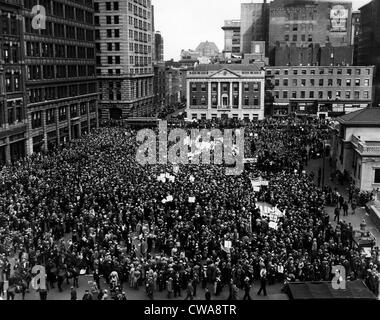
[0,117,379,300]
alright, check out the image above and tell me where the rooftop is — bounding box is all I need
[337,108,380,126]
[193,63,262,72]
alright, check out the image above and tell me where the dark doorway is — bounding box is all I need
[109,107,122,120]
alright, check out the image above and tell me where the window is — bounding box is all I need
[293,24,298,31]
[275,91,279,99]
[345,91,351,99]
[293,70,298,75]
[318,91,323,99]
[275,79,280,86]
[346,79,351,86]
[114,16,119,24]
[301,79,306,86]
[364,91,369,99]
[191,84,197,92]
[114,2,119,10]
[283,79,288,86]
[106,2,111,10]
[301,34,306,41]
[283,91,288,99]
[244,96,249,106]
[310,79,315,86]
[301,91,305,98]
[328,79,333,86]
[308,35,312,42]
[107,29,112,38]
[106,16,112,24]
[364,79,369,86]
[284,34,289,41]
[292,34,297,41]
[309,91,314,98]
[337,79,342,86]
[355,79,360,86]
[115,29,120,38]
[347,69,352,75]
[356,69,361,75]
[327,91,332,99]
[292,79,297,86]
[319,79,324,86]
[375,169,380,184]
[336,91,341,98]
[292,91,297,98]
[354,91,360,99]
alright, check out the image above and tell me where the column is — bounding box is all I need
[238,82,243,109]
[55,108,60,145]
[26,113,33,156]
[41,110,47,151]
[68,106,72,141]
[87,101,91,130]
[186,80,190,107]
[217,82,221,107]
[5,137,10,164]
[229,82,233,107]
[208,82,212,108]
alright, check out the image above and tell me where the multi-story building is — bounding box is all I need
[331,108,380,191]
[268,0,353,65]
[221,20,241,59]
[95,0,154,120]
[22,0,98,154]
[0,0,26,164]
[154,31,164,63]
[153,62,165,110]
[186,64,265,121]
[351,10,360,66]
[240,2,269,55]
[266,65,374,117]
[358,0,380,107]
[195,41,220,60]
[165,66,181,106]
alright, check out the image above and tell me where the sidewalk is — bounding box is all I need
[306,158,380,247]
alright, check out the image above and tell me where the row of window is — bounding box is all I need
[25,18,94,42]
[273,90,370,100]
[27,65,95,80]
[0,12,19,36]
[128,42,151,54]
[273,78,371,87]
[4,72,21,93]
[127,29,152,44]
[28,83,97,104]
[26,42,95,59]
[31,103,96,129]
[24,0,93,24]
[191,83,260,92]
[97,56,122,65]
[267,68,372,76]
[2,44,20,64]
[0,101,23,127]
[191,96,260,107]
[284,34,313,42]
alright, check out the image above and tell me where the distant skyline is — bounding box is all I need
[153,0,371,61]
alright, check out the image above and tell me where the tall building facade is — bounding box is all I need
[221,20,241,58]
[351,10,360,66]
[95,0,154,120]
[358,0,380,107]
[240,2,269,55]
[22,0,98,154]
[268,0,353,65]
[0,0,26,164]
[266,65,374,117]
[186,64,265,121]
[154,31,164,63]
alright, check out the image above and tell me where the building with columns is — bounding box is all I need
[0,0,27,165]
[186,64,265,121]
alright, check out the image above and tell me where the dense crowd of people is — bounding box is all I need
[0,117,379,300]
